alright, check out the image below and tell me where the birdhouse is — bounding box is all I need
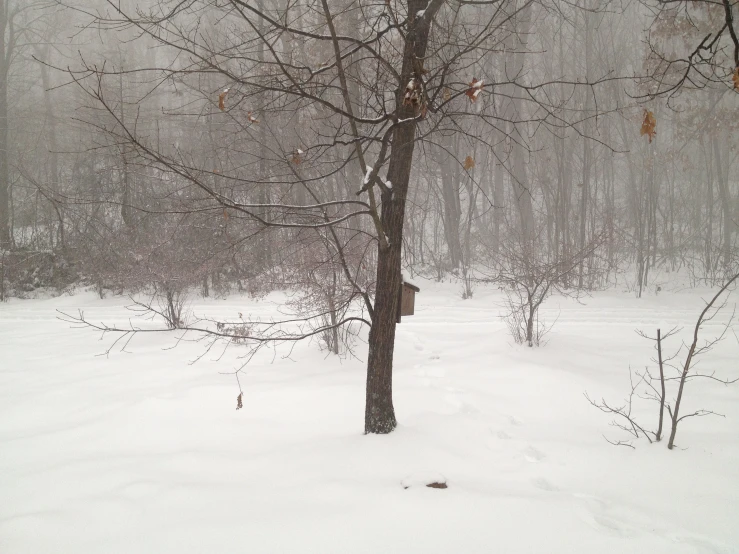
[397,280,420,322]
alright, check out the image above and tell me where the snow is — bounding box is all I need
[363,166,373,185]
[1,281,738,553]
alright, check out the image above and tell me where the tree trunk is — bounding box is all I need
[526,303,535,347]
[510,3,535,248]
[118,66,134,228]
[255,0,275,272]
[578,8,594,288]
[365,3,434,434]
[0,0,10,249]
[713,133,733,271]
[705,140,714,276]
[39,46,64,248]
[438,138,462,269]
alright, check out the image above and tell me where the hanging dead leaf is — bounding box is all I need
[247,111,259,124]
[218,88,229,111]
[463,155,475,170]
[465,78,484,103]
[292,148,304,165]
[733,67,739,91]
[420,103,428,119]
[640,109,656,143]
[223,209,229,220]
[442,87,452,102]
[236,392,243,410]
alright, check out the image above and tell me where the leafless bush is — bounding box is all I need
[588,272,739,449]
[155,284,189,329]
[216,316,252,345]
[283,228,372,357]
[459,265,474,300]
[481,231,603,347]
[500,287,554,347]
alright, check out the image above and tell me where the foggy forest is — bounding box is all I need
[1,0,738,552]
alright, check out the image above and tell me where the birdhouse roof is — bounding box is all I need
[403,281,420,293]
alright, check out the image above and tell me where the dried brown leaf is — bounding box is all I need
[465,78,484,103]
[426,481,448,489]
[463,155,475,170]
[640,109,656,143]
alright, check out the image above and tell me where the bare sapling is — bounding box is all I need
[665,272,739,449]
[588,272,739,449]
[585,367,657,447]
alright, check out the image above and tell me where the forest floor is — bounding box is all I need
[1,278,738,553]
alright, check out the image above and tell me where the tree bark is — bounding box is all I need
[0,0,11,249]
[365,2,435,434]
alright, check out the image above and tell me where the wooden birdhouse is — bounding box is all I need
[397,280,420,323]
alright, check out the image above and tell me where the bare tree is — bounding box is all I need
[53,0,625,434]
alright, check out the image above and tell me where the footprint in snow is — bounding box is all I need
[508,415,523,426]
[523,446,546,462]
[573,494,627,538]
[444,392,479,415]
[532,477,558,492]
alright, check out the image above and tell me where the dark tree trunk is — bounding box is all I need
[0,1,10,250]
[118,68,134,228]
[364,3,434,434]
[0,73,8,250]
[705,141,714,275]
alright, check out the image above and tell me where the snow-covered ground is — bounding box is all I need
[1,280,738,553]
